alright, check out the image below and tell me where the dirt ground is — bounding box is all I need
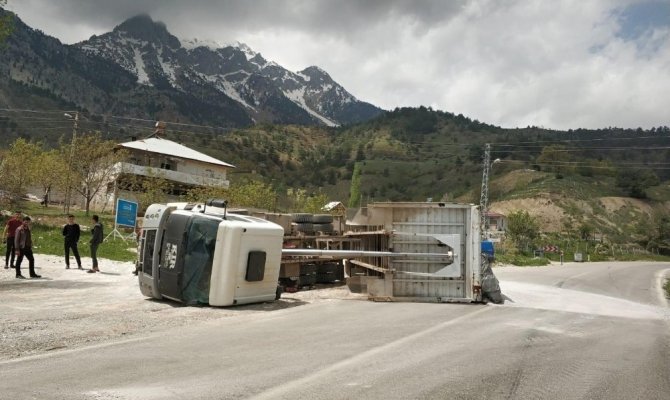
[490,197,566,231]
[0,254,366,361]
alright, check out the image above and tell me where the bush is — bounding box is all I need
[496,254,551,267]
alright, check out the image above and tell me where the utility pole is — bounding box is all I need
[153,121,166,138]
[63,112,79,213]
[479,143,491,239]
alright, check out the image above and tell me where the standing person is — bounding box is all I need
[3,211,22,269]
[62,214,82,270]
[87,215,103,273]
[14,216,40,279]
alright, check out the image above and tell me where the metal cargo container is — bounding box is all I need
[351,202,481,302]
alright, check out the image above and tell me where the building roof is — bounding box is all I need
[322,201,345,211]
[118,137,235,168]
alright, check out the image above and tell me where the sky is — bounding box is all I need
[5,0,670,130]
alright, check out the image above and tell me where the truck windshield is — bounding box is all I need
[181,216,220,305]
[142,230,157,276]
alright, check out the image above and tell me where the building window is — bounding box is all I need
[160,161,173,170]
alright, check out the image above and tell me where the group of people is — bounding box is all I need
[3,211,104,279]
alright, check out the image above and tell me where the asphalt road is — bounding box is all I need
[1,262,668,400]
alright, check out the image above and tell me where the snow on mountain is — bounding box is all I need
[76,15,382,126]
[235,42,258,61]
[180,37,222,51]
[284,88,338,126]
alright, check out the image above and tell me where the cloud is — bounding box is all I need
[6,0,670,129]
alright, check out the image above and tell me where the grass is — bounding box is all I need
[665,279,670,300]
[3,201,137,262]
[496,254,551,267]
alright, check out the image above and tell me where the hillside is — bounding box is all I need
[0,10,382,131]
[487,170,670,242]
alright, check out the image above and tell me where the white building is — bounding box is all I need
[93,136,235,211]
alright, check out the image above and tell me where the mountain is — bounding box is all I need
[0,11,383,127]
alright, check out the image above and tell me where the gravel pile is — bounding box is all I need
[0,254,365,360]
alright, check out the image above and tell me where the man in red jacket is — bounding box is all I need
[3,211,22,269]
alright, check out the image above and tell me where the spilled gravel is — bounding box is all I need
[0,254,365,361]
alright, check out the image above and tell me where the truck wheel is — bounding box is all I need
[312,214,333,223]
[317,262,339,274]
[299,263,317,275]
[299,274,317,286]
[275,285,283,300]
[292,213,313,223]
[313,223,333,233]
[316,273,337,284]
[294,223,314,233]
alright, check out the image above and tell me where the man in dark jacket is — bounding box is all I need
[15,216,40,279]
[63,214,82,269]
[87,215,103,273]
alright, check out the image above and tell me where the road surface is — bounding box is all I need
[1,261,668,399]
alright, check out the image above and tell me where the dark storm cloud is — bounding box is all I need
[11,0,466,41]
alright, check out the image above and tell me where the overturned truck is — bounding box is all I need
[136,201,502,306]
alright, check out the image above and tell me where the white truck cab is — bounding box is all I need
[137,201,284,306]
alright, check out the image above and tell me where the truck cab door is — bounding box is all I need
[158,213,190,302]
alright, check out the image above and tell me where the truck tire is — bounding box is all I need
[313,223,333,233]
[312,214,333,223]
[300,263,318,275]
[316,273,337,284]
[294,223,314,233]
[292,213,313,223]
[317,262,339,274]
[298,274,316,286]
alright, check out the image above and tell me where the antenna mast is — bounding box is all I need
[479,143,491,239]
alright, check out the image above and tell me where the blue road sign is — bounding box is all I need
[115,199,138,228]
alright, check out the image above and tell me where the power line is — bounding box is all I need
[2,108,670,153]
[497,160,670,170]
[0,108,77,114]
[492,146,670,153]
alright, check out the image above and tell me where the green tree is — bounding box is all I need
[287,188,328,213]
[578,222,594,241]
[536,145,573,177]
[33,149,68,207]
[187,180,277,211]
[348,162,362,208]
[228,180,276,210]
[615,169,659,198]
[63,134,126,215]
[636,211,670,252]
[0,1,14,46]
[126,174,173,211]
[506,210,540,252]
[0,138,40,203]
[185,185,227,204]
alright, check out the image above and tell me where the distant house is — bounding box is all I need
[485,211,507,232]
[323,201,347,234]
[92,136,235,211]
[322,201,346,217]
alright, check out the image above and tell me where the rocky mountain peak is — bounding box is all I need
[299,66,334,83]
[113,14,180,48]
